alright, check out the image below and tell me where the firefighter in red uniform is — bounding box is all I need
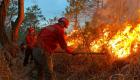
[33,17,73,80]
[23,27,37,66]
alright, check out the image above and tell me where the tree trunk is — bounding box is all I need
[11,0,24,42]
[0,0,10,46]
[74,10,79,30]
[0,0,22,57]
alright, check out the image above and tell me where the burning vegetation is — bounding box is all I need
[66,21,140,60]
[66,0,140,60]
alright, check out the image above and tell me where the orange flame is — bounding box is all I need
[66,29,83,49]
[90,23,140,59]
[66,22,140,59]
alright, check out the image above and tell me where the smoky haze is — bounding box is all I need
[93,0,140,25]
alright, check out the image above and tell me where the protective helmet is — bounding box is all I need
[58,17,69,28]
[28,27,35,33]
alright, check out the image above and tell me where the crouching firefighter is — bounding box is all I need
[33,17,73,80]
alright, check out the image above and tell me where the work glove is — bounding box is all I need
[65,47,75,55]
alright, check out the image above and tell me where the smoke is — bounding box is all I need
[92,0,140,25]
[0,0,3,6]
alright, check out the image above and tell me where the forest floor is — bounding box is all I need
[1,49,140,80]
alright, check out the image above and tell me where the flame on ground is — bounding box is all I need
[90,23,140,59]
[66,22,140,59]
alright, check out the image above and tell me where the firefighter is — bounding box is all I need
[23,27,37,66]
[33,17,73,80]
[20,42,26,53]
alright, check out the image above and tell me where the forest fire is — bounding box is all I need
[67,22,140,59]
[66,30,83,49]
[91,22,140,59]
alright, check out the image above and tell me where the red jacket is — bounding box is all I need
[37,23,67,53]
[26,33,37,48]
